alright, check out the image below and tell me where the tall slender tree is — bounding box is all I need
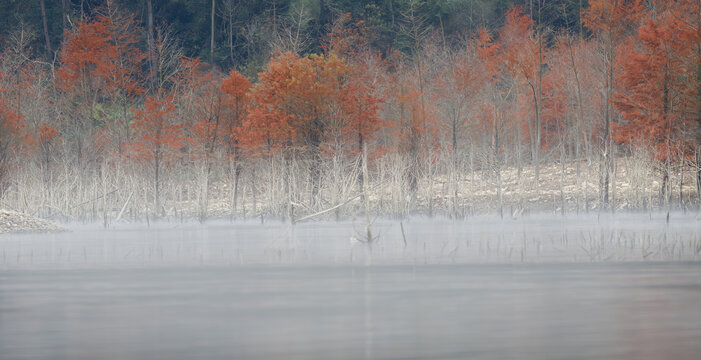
[582,0,644,207]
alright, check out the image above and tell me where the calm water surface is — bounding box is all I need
[1,214,700,359]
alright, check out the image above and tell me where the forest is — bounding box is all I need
[0,0,699,222]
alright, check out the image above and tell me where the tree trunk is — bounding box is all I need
[198,159,211,222]
[146,0,155,87]
[559,114,566,216]
[228,6,234,62]
[494,104,503,219]
[210,0,216,64]
[408,127,419,208]
[358,132,365,203]
[661,166,670,222]
[272,0,277,33]
[452,112,458,218]
[578,0,583,37]
[102,164,108,228]
[535,0,543,193]
[61,0,67,36]
[694,147,701,202]
[285,152,295,223]
[40,0,52,56]
[251,168,257,216]
[389,0,395,25]
[231,159,240,219]
[363,143,373,242]
[566,27,585,212]
[309,132,322,207]
[611,148,616,213]
[679,151,684,210]
[603,33,614,207]
[154,153,160,218]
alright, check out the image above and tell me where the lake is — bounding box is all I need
[1,213,700,359]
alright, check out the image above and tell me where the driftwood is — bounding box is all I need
[400,221,407,248]
[115,192,133,222]
[67,188,119,209]
[293,181,385,223]
[294,191,366,223]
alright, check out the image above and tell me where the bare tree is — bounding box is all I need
[211,0,216,64]
[146,0,155,88]
[270,2,312,54]
[398,0,431,205]
[218,0,241,64]
[152,26,184,90]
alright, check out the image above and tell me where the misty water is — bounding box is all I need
[1,213,700,359]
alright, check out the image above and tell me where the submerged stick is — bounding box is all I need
[68,188,119,210]
[295,192,363,223]
[400,221,407,248]
[363,144,373,243]
[295,182,385,223]
[115,192,133,222]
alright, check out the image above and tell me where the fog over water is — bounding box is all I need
[1,213,700,359]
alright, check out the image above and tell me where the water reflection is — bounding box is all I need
[4,264,700,359]
[1,213,700,359]
[1,213,700,268]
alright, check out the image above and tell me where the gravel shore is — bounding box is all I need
[0,209,66,234]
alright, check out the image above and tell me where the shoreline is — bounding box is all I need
[0,209,67,234]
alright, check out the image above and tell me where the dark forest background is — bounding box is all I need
[1,0,587,75]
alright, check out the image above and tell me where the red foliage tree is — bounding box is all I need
[499,6,547,170]
[387,57,441,198]
[220,69,252,157]
[322,12,368,60]
[613,0,700,195]
[453,28,501,149]
[339,55,384,155]
[56,2,144,158]
[244,52,348,155]
[219,69,252,214]
[614,1,699,153]
[581,0,644,37]
[322,13,384,159]
[0,74,25,195]
[338,52,385,200]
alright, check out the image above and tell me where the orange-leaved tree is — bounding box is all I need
[128,91,182,215]
[499,5,548,184]
[449,29,500,156]
[612,0,701,197]
[56,2,144,159]
[244,51,349,200]
[322,13,385,205]
[322,12,368,61]
[389,56,441,201]
[0,71,26,196]
[220,69,252,157]
[473,27,506,152]
[338,51,385,201]
[220,69,252,215]
[339,56,384,155]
